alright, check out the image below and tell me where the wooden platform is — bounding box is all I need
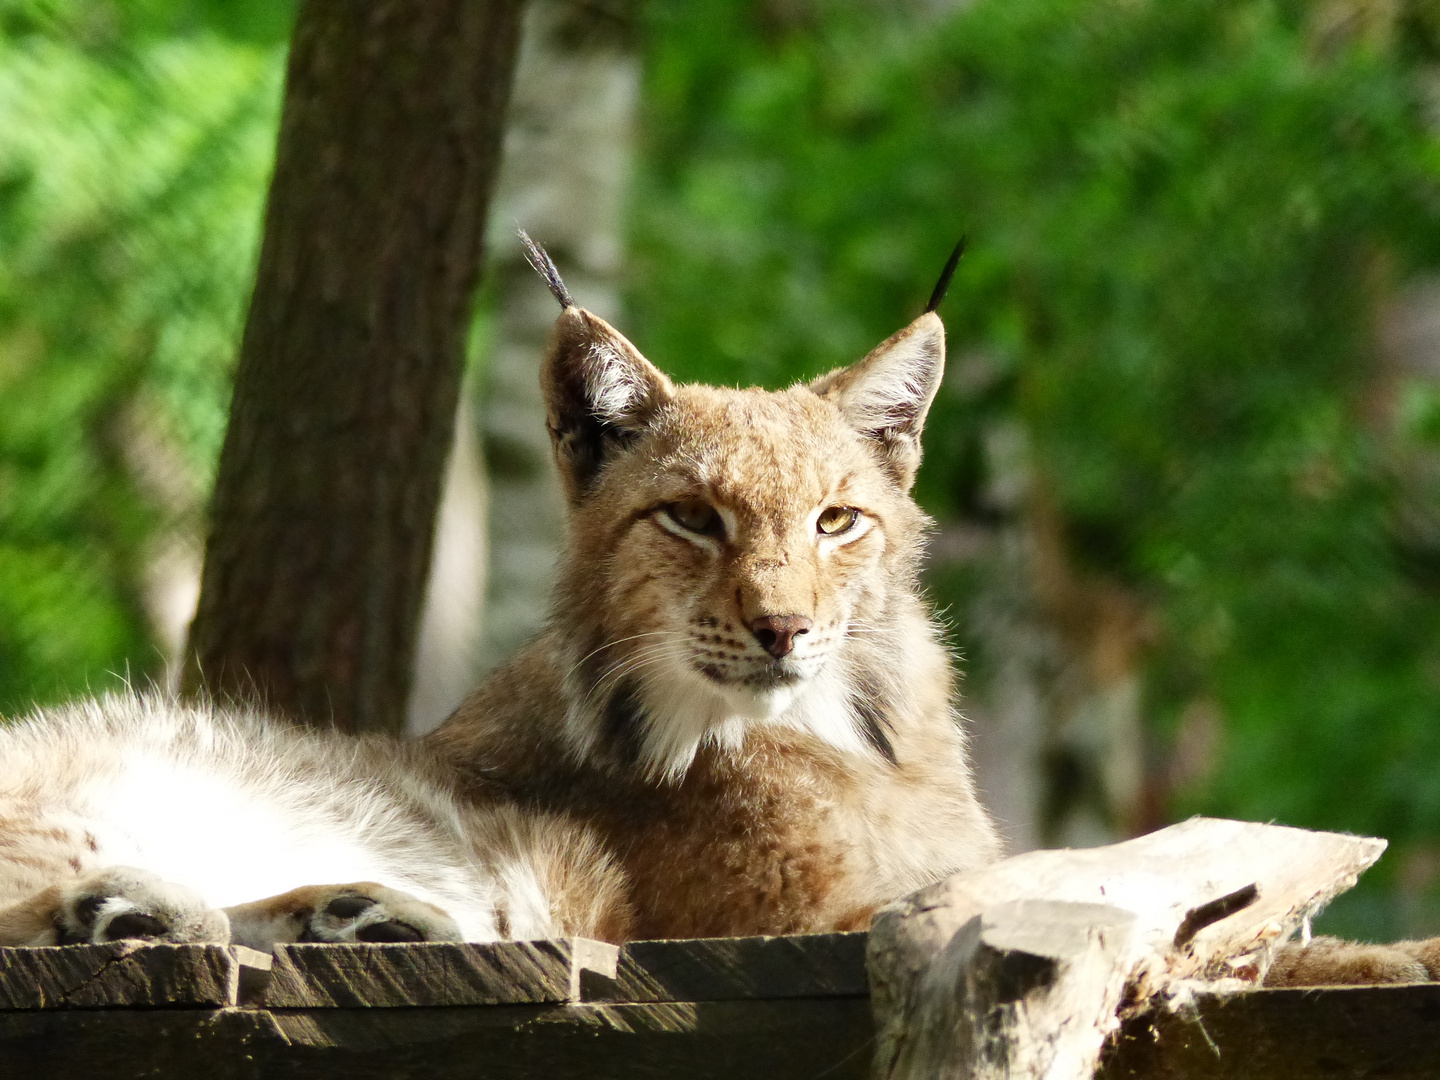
[0,934,875,1080]
[2,933,1439,1078]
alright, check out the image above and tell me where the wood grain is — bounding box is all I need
[0,943,270,1009]
[261,938,618,1007]
[1,934,1440,1078]
[1101,983,1440,1079]
[0,999,876,1080]
[610,932,869,1002]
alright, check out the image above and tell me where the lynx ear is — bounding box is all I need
[809,312,945,489]
[543,306,673,501]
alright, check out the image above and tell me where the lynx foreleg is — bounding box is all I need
[1267,935,1440,986]
[0,885,69,946]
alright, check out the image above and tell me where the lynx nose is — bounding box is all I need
[750,615,813,659]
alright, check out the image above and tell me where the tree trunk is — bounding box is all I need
[184,0,524,734]
[478,0,638,676]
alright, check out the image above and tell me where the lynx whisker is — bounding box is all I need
[564,631,679,683]
[582,644,690,706]
[845,622,903,640]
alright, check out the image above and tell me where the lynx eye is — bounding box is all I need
[817,506,860,536]
[661,499,724,539]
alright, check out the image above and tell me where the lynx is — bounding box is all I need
[426,236,1002,938]
[0,694,628,947]
[0,240,1412,983]
[426,240,1440,976]
[0,237,1002,950]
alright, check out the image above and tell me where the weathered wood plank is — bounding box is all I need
[868,818,1386,1080]
[3,975,1440,1079]
[261,937,618,1007]
[0,943,271,1009]
[1100,983,1440,1079]
[0,934,868,1010]
[610,932,869,1002]
[0,998,876,1080]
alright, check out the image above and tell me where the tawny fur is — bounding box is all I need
[1266,935,1440,987]
[428,301,1001,938]
[0,694,630,946]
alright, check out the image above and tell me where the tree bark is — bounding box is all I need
[184,0,524,734]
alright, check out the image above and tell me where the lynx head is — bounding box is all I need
[522,235,953,781]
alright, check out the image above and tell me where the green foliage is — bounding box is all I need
[0,1,286,712]
[631,0,1440,874]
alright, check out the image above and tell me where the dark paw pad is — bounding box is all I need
[355,920,424,943]
[56,868,229,946]
[324,895,375,920]
[102,912,169,941]
[299,882,461,943]
[71,894,108,931]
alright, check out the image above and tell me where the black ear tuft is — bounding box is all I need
[517,228,575,309]
[925,237,967,315]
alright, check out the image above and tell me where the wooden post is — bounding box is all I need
[867,817,1385,1080]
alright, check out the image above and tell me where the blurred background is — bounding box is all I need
[3,0,1440,939]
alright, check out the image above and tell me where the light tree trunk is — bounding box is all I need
[405,395,488,733]
[185,0,524,735]
[477,0,639,674]
[938,424,1151,854]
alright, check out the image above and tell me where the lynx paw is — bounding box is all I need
[300,884,461,944]
[224,882,462,950]
[57,867,229,945]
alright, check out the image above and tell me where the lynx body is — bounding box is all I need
[429,244,1001,938]
[0,694,627,947]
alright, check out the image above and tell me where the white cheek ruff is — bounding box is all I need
[771,666,873,757]
[571,646,880,783]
